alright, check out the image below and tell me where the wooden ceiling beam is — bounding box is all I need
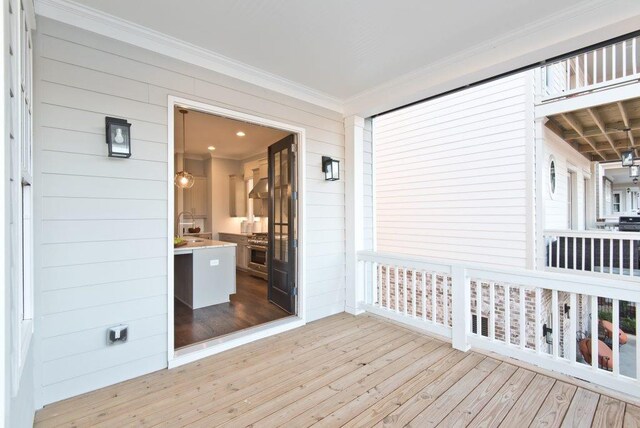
[560,112,606,160]
[587,107,621,157]
[561,117,640,140]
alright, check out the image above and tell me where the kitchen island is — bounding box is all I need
[174,239,236,309]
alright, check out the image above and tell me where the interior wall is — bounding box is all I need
[543,127,591,230]
[33,16,345,406]
[207,157,244,238]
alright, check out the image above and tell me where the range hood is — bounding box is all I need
[249,177,268,199]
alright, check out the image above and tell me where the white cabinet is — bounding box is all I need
[218,233,249,270]
[183,176,207,218]
[229,174,247,217]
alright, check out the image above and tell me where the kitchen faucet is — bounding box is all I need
[176,211,195,237]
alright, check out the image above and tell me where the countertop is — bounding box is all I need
[218,232,252,236]
[174,239,237,255]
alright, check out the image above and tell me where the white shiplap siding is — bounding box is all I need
[34,17,345,405]
[373,72,533,268]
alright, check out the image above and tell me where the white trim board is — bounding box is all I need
[166,95,308,366]
[34,0,343,113]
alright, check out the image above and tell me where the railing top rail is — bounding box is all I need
[544,229,640,239]
[357,250,640,300]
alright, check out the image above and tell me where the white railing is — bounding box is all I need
[544,230,640,279]
[357,250,640,398]
[541,35,640,102]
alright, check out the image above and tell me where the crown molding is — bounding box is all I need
[34,0,344,113]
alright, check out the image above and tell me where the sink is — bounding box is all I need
[183,236,205,243]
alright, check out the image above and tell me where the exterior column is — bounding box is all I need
[345,115,365,315]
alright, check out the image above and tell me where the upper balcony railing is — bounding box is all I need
[541,36,640,103]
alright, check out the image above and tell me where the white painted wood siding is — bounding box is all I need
[34,17,345,405]
[373,72,533,268]
[363,118,374,250]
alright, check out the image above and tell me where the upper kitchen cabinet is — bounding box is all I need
[183,176,208,218]
[229,174,247,217]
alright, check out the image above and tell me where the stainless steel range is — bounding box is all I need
[247,233,268,280]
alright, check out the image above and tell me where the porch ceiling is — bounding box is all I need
[546,97,640,162]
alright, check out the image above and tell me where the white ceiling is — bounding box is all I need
[605,166,636,185]
[174,108,290,160]
[69,0,587,101]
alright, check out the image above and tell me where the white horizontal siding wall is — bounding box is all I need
[33,17,345,405]
[363,118,374,250]
[373,72,533,268]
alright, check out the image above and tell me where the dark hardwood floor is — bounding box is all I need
[174,270,290,349]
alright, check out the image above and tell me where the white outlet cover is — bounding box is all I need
[210,259,219,266]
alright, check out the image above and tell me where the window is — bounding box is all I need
[549,157,556,197]
[613,192,622,213]
[8,0,34,391]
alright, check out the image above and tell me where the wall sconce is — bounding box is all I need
[543,323,553,345]
[322,156,340,181]
[105,116,132,158]
[630,165,640,186]
[622,150,634,167]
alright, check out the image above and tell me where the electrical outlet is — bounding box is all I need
[210,259,219,266]
[107,325,128,345]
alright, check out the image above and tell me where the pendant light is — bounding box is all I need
[175,109,194,189]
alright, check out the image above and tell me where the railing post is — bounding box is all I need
[451,265,470,351]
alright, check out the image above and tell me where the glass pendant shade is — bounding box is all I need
[174,109,194,188]
[175,170,194,188]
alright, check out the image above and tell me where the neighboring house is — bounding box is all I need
[3,1,640,427]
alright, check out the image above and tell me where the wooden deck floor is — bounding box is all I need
[35,313,640,427]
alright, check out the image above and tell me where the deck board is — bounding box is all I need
[34,313,640,427]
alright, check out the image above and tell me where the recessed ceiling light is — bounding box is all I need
[236,131,245,137]
[207,146,216,151]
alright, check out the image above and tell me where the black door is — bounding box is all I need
[268,134,297,313]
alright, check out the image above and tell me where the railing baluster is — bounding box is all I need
[581,237,585,271]
[411,270,417,317]
[552,290,559,358]
[394,266,399,313]
[421,270,426,321]
[519,287,526,349]
[505,285,511,345]
[632,240,635,278]
[619,239,624,276]
[402,267,407,315]
[569,293,577,363]
[475,280,481,335]
[535,287,542,353]
[443,275,449,327]
[573,237,577,270]
[610,239,614,274]
[603,46,607,82]
[593,49,598,83]
[600,239,604,273]
[613,43,617,79]
[431,272,437,324]
[634,38,638,75]
[591,237,595,272]
[623,40,628,77]
[385,265,390,310]
[591,296,598,369]
[489,282,496,341]
[556,236,561,268]
[548,236,552,268]
[376,263,382,306]
[583,53,588,85]
[613,299,620,376]
[363,261,370,304]
[566,59,571,91]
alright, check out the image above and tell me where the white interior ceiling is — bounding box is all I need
[174,108,290,160]
[605,166,637,185]
[68,0,587,101]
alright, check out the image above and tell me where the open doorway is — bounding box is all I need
[168,98,303,360]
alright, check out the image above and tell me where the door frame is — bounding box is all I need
[166,96,307,368]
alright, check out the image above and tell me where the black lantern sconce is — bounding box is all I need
[105,116,132,158]
[322,156,340,181]
[542,323,553,345]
